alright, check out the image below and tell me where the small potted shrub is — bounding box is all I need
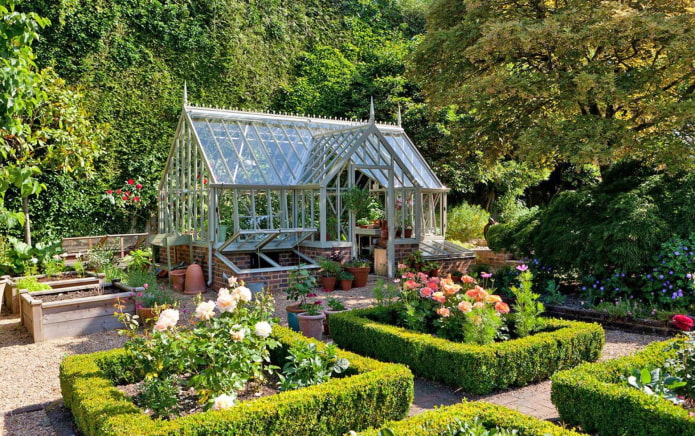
[135,283,177,324]
[286,266,318,331]
[425,261,441,277]
[338,270,354,290]
[316,257,342,291]
[344,257,371,288]
[323,297,348,336]
[297,300,325,340]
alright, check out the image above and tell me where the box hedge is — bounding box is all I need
[551,339,695,435]
[60,325,414,436]
[329,305,604,394]
[358,401,582,435]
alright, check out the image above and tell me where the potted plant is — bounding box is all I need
[425,261,441,277]
[356,217,372,228]
[344,257,371,288]
[297,300,325,340]
[342,186,371,220]
[135,283,177,324]
[323,297,349,336]
[338,270,354,290]
[316,257,342,291]
[285,266,318,331]
[451,270,464,283]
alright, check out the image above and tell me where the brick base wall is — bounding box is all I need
[472,247,518,269]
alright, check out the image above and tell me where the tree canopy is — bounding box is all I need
[412,0,695,172]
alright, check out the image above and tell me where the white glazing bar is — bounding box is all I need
[233,189,240,233]
[387,158,395,278]
[319,188,327,243]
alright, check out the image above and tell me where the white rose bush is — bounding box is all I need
[120,277,279,415]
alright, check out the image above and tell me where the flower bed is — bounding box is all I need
[551,339,695,435]
[59,325,414,436]
[329,305,604,394]
[357,401,582,435]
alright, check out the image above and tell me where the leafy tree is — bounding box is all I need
[412,0,695,173]
[1,0,104,244]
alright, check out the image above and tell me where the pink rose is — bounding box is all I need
[436,307,450,317]
[672,314,694,331]
[432,292,446,303]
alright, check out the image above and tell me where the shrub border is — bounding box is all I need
[329,305,604,394]
[358,401,582,435]
[551,339,695,435]
[60,325,414,436]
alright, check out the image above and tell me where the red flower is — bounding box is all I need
[127,179,134,185]
[107,189,113,194]
[126,191,131,196]
[672,314,694,331]
[116,189,122,194]
[133,196,140,202]
[203,178,208,184]
[307,293,317,298]
[314,300,322,305]
[135,183,143,189]
[122,195,129,201]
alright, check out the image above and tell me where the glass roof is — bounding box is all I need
[185,107,446,189]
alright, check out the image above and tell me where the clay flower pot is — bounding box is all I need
[286,303,305,332]
[320,276,337,292]
[345,267,369,288]
[136,307,157,325]
[170,269,186,292]
[184,264,206,294]
[340,279,353,291]
[297,312,325,340]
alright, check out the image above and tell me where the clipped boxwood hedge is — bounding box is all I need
[60,325,414,436]
[329,305,604,394]
[358,401,582,435]
[551,339,695,435]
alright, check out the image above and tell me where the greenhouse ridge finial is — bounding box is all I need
[183,81,188,105]
[369,97,375,123]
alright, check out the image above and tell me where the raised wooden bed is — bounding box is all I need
[19,284,134,342]
[3,274,103,314]
[544,304,678,336]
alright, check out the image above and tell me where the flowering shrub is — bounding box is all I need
[117,277,279,416]
[104,178,145,207]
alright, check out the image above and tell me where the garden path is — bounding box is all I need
[0,277,667,435]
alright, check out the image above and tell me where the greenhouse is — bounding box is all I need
[153,95,473,289]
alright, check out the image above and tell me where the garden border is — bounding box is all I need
[358,401,582,435]
[59,325,414,436]
[329,305,604,394]
[551,339,695,435]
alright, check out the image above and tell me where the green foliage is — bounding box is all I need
[123,248,151,272]
[59,325,414,436]
[286,265,318,305]
[357,398,582,436]
[135,284,176,309]
[316,256,342,277]
[372,278,400,306]
[0,236,62,275]
[446,202,489,242]
[327,297,346,311]
[665,331,695,401]
[412,0,695,173]
[624,367,685,405]
[330,306,604,394]
[16,275,51,292]
[509,269,546,338]
[123,269,157,289]
[278,342,349,391]
[551,339,695,435]
[136,375,179,419]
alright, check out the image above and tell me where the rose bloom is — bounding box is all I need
[432,292,446,303]
[427,280,439,290]
[495,301,510,314]
[211,393,237,410]
[230,328,245,342]
[473,301,486,310]
[420,287,433,298]
[232,286,252,302]
[227,276,238,286]
[461,275,476,284]
[216,289,238,313]
[458,301,473,313]
[465,286,488,301]
[254,321,273,338]
[404,279,419,290]
[195,300,216,320]
[484,294,502,304]
[417,272,429,282]
[442,283,461,296]
[154,309,179,331]
[436,307,451,317]
[672,314,694,331]
[471,315,483,326]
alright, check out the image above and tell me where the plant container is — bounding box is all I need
[286,303,304,332]
[320,276,337,292]
[345,267,369,288]
[297,312,325,340]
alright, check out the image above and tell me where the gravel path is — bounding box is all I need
[0,279,669,435]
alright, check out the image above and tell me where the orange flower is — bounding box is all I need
[495,302,510,314]
[458,301,472,313]
[484,294,502,304]
[465,285,488,301]
[404,279,419,290]
[436,307,451,317]
[420,287,433,298]
[473,301,486,310]
[442,282,461,295]
[432,292,446,303]
[461,275,476,284]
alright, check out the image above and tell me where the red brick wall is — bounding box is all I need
[472,247,518,268]
[297,246,352,263]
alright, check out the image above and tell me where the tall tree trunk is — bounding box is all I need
[23,197,31,246]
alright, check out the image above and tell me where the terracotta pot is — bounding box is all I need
[297,312,325,340]
[451,275,462,284]
[345,267,369,288]
[170,269,186,292]
[184,264,206,294]
[429,269,439,278]
[404,228,413,238]
[340,279,353,291]
[136,307,157,324]
[286,303,305,332]
[323,309,349,336]
[320,276,337,292]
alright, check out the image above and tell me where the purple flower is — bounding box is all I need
[481,272,493,278]
[675,251,681,256]
[516,264,528,272]
[687,273,692,279]
[669,271,674,275]
[659,275,664,279]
